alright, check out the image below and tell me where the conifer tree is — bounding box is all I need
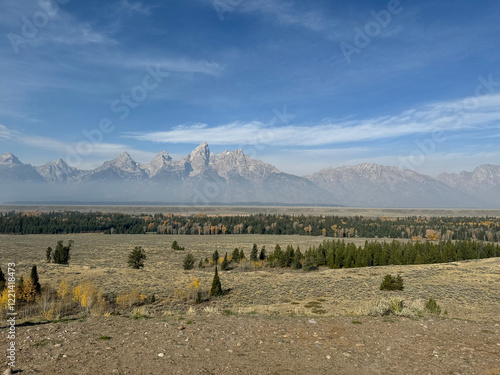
[198,258,204,268]
[46,247,52,263]
[259,246,267,260]
[0,267,5,291]
[250,243,258,261]
[292,248,303,270]
[52,240,72,265]
[183,253,195,270]
[232,248,240,262]
[302,250,317,271]
[30,265,41,294]
[128,246,146,269]
[210,267,223,297]
[212,250,219,263]
[239,248,245,261]
[221,252,230,271]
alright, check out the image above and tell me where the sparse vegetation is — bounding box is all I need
[171,240,185,251]
[380,274,404,291]
[425,297,442,315]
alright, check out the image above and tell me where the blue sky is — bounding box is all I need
[1,0,500,176]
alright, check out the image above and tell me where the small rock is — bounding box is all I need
[342,352,350,357]
[326,355,331,360]
[228,349,233,353]
[4,368,13,375]
[177,326,185,331]
[54,343,62,347]
[308,319,317,324]
[158,353,165,357]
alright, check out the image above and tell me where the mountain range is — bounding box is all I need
[0,143,498,208]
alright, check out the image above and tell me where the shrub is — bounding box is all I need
[379,274,404,291]
[128,246,146,269]
[424,297,441,315]
[171,241,185,251]
[116,289,146,309]
[183,253,195,270]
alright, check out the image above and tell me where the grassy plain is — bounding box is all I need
[1,233,498,321]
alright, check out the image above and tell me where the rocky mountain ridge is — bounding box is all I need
[1,145,498,207]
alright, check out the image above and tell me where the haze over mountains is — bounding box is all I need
[0,143,498,208]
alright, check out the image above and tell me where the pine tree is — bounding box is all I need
[210,267,223,297]
[232,248,240,262]
[30,265,41,294]
[212,250,219,263]
[46,247,52,263]
[259,246,267,260]
[292,248,303,270]
[302,250,317,271]
[239,249,245,261]
[198,258,204,268]
[52,240,72,265]
[221,252,230,271]
[183,253,195,270]
[250,243,258,261]
[128,246,146,269]
[0,267,5,291]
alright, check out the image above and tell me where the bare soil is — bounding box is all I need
[4,314,500,375]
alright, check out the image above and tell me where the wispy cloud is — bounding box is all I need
[118,0,154,15]
[124,93,500,146]
[0,124,157,167]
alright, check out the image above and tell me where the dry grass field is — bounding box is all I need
[1,233,499,374]
[1,233,499,321]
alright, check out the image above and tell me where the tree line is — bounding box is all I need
[2,211,500,241]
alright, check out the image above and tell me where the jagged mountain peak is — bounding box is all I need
[187,143,213,173]
[0,152,21,165]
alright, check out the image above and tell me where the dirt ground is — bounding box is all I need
[3,313,500,375]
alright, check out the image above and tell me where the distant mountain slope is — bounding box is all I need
[307,163,484,208]
[438,164,500,203]
[0,148,497,207]
[0,152,44,182]
[0,145,336,205]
